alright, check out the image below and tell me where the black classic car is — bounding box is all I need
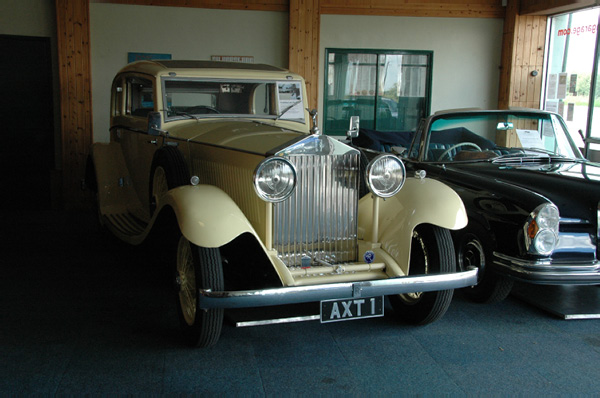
[351,109,600,303]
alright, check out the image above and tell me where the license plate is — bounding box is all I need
[320,296,384,323]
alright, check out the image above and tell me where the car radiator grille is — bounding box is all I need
[273,153,359,267]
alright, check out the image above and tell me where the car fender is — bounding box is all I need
[358,177,467,271]
[161,184,258,248]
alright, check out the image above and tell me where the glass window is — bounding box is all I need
[126,76,154,118]
[111,77,124,117]
[162,79,304,122]
[544,7,600,156]
[324,49,432,135]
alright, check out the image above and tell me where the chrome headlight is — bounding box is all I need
[524,203,559,255]
[366,154,406,198]
[253,157,296,202]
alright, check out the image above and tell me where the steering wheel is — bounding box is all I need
[437,142,482,161]
[187,105,220,114]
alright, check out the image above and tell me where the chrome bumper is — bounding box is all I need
[198,268,478,309]
[494,252,600,285]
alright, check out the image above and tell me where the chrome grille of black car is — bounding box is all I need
[273,153,359,267]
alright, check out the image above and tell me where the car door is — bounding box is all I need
[112,73,159,217]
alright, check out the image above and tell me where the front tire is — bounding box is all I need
[389,224,455,325]
[175,235,224,347]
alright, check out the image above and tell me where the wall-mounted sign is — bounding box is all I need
[211,55,254,63]
[128,52,171,63]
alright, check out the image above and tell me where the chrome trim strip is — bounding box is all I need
[494,252,600,271]
[234,315,320,328]
[493,252,600,284]
[197,268,478,309]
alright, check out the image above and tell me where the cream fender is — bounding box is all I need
[162,184,258,248]
[358,177,467,275]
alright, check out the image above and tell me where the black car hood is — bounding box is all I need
[431,159,600,221]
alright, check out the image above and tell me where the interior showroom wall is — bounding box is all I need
[90,3,503,142]
[319,14,504,119]
[90,3,289,142]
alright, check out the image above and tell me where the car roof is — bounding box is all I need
[116,60,291,78]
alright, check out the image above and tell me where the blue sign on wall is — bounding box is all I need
[127,52,172,63]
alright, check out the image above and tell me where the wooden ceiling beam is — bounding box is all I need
[520,0,597,16]
[319,0,506,18]
[91,0,289,12]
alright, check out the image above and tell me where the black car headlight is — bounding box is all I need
[366,154,406,198]
[253,157,296,202]
[524,203,559,255]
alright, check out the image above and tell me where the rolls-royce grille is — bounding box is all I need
[273,153,359,267]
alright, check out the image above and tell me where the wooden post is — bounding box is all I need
[498,0,547,110]
[55,0,93,209]
[289,0,320,111]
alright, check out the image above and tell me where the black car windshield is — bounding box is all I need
[421,112,583,162]
[162,78,305,123]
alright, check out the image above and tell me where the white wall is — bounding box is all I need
[319,14,504,125]
[90,3,289,142]
[0,0,55,37]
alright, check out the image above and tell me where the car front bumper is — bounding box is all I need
[197,267,478,309]
[494,252,600,285]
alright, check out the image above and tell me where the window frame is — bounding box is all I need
[323,48,433,135]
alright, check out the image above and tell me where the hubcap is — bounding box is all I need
[460,238,485,271]
[151,166,168,213]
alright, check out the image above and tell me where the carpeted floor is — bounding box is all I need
[2,209,600,395]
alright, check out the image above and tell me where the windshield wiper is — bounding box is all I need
[276,100,302,120]
[172,111,200,121]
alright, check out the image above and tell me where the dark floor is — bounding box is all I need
[3,209,600,395]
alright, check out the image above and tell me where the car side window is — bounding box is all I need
[126,77,154,118]
[111,77,124,117]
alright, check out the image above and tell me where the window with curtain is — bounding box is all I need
[324,49,432,135]
[544,7,600,158]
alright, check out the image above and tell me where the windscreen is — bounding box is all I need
[162,78,305,123]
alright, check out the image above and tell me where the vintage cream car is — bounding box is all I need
[88,60,478,347]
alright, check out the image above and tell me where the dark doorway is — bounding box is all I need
[0,35,55,210]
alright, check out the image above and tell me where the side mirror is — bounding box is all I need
[347,116,360,139]
[148,112,165,136]
[496,122,514,131]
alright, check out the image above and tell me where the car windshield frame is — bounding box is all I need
[413,111,584,163]
[160,77,306,124]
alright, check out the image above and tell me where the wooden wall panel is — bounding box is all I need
[56,0,93,209]
[289,0,319,111]
[520,0,596,15]
[498,0,546,110]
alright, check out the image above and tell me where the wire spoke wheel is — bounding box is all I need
[398,229,429,304]
[389,224,455,325]
[151,166,169,214]
[176,236,197,326]
[174,235,224,347]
